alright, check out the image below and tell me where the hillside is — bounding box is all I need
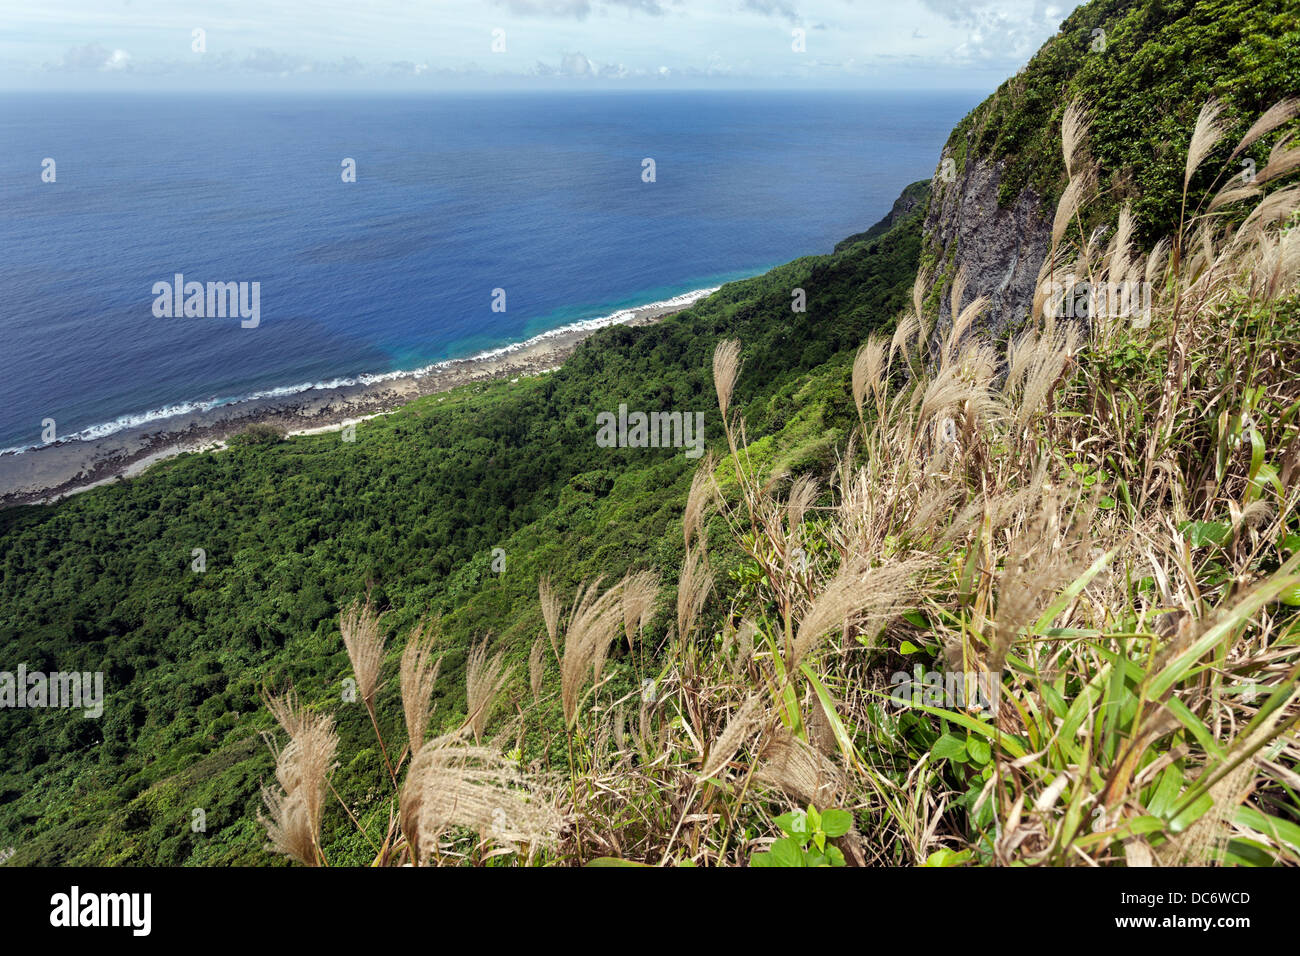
[0,191,926,864]
[2,0,1299,869]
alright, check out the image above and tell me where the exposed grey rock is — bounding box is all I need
[923,149,1051,340]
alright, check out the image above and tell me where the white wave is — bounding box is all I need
[0,285,721,457]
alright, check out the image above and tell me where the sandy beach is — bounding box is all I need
[0,291,714,508]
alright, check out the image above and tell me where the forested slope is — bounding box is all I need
[0,190,926,864]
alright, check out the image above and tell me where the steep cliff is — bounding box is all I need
[918,0,1300,337]
[921,154,1050,341]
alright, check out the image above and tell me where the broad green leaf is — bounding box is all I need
[932,733,967,762]
[1169,790,1215,832]
[1146,764,1183,819]
[1182,520,1230,549]
[775,811,808,839]
[966,735,991,764]
[1220,839,1278,866]
[898,699,1028,760]
[1164,695,1225,760]
[923,848,971,867]
[820,808,853,838]
[768,837,804,867]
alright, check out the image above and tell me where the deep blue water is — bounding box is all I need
[0,91,977,450]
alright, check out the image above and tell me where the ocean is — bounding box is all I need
[0,90,977,452]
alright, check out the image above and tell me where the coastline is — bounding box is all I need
[0,288,716,508]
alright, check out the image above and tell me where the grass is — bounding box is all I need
[257,96,1300,866]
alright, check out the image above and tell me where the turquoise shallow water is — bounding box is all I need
[0,90,978,450]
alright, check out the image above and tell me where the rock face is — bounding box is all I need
[922,150,1052,339]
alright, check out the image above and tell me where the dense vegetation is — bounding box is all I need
[940,0,1300,239]
[0,190,925,864]
[3,0,1297,868]
[253,95,1300,863]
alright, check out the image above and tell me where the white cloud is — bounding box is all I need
[51,43,132,71]
[7,0,1086,90]
[490,0,669,18]
[920,0,1068,62]
[560,51,593,75]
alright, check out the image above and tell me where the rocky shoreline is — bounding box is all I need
[0,295,706,508]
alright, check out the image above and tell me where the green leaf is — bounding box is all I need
[820,808,853,838]
[1030,548,1115,634]
[1164,695,1225,761]
[767,837,805,867]
[897,697,1027,759]
[1251,462,1284,503]
[1169,790,1216,833]
[966,735,991,764]
[931,733,967,762]
[1182,520,1230,549]
[586,857,651,867]
[1235,807,1300,855]
[775,810,810,841]
[1150,567,1300,698]
[1247,427,1265,486]
[923,848,971,867]
[1145,765,1183,819]
[1220,839,1277,867]
[801,663,861,766]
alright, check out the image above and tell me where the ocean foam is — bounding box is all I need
[0,286,720,457]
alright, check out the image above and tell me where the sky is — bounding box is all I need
[0,0,1085,91]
